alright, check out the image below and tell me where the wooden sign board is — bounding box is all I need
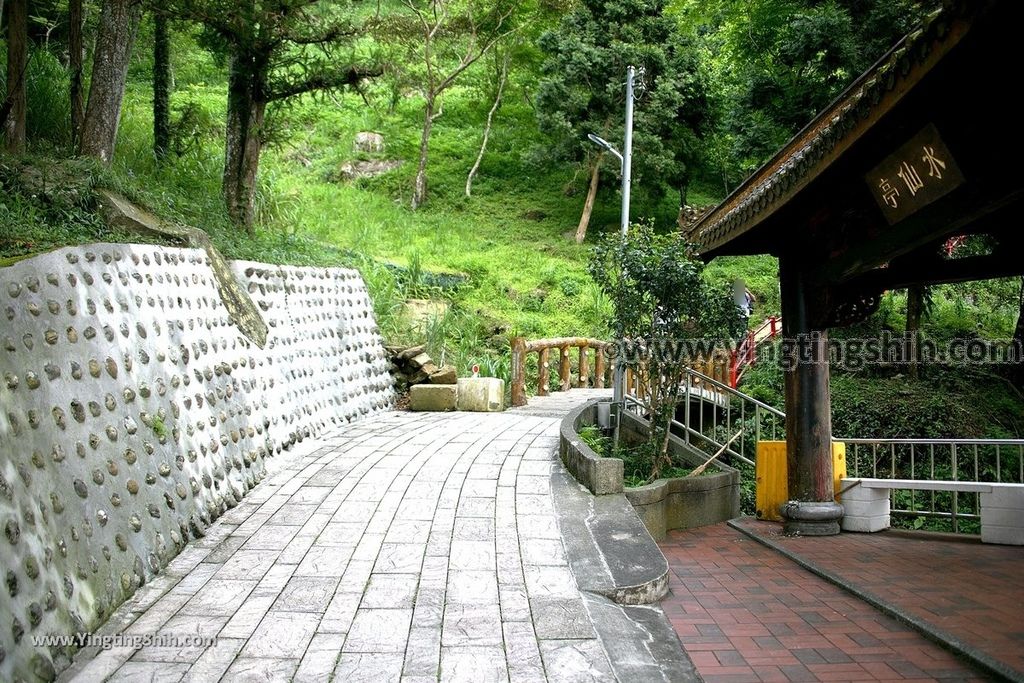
[865,123,965,225]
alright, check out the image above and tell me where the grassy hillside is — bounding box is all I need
[2,32,1020,439]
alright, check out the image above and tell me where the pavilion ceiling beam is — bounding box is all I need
[814,188,1024,285]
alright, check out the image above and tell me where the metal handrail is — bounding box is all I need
[624,367,1023,533]
[624,366,785,467]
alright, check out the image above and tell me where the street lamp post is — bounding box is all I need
[587,65,638,439]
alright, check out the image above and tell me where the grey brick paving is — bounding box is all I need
[65,408,626,682]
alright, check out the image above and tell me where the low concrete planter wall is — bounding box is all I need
[561,399,740,540]
[560,402,624,495]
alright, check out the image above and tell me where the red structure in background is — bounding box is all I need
[944,235,967,256]
[729,315,781,388]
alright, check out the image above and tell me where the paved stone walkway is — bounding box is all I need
[659,524,989,683]
[734,518,1024,681]
[63,410,627,682]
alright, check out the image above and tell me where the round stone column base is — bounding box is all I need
[779,500,844,536]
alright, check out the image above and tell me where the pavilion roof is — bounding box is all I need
[686,0,979,257]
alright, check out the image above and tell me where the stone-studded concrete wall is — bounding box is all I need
[0,244,394,680]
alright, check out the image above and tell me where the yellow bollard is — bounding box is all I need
[755,441,846,521]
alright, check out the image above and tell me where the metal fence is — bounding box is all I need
[622,367,1024,533]
[838,438,1024,532]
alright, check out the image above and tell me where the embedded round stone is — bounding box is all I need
[4,519,19,545]
[24,556,39,579]
[28,603,42,628]
[126,480,139,495]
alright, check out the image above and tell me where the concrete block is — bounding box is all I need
[840,479,889,532]
[456,378,505,412]
[981,524,1024,546]
[982,485,1024,509]
[979,506,1024,528]
[409,384,457,412]
[841,513,890,533]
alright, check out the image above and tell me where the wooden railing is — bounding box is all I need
[510,337,610,407]
[622,354,733,405]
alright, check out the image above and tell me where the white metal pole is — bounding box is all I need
[612,66,636,431]
[620,66,635,240]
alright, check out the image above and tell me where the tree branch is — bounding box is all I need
[266,65,382,102]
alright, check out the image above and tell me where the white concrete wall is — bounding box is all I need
[0,244,394,680]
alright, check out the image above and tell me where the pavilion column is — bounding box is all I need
[778,256,843,535]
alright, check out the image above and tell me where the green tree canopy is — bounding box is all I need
[536,0,713,240]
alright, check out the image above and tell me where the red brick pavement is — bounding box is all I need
[659,523,990,682]
[734,518,1024,680]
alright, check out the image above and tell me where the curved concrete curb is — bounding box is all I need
[729,519,1022,683]
[551,462,668,605]
[550,458,700,681]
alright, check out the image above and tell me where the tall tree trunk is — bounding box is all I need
[79,0,143,163]
[906,285,925,380]
[222,54,266,231]
[153,13,171,161]
[575,155,602,244]
[4,0,28,154]
[69,0,85,147]
[412,94,435,210]
[1012,277,1024,389]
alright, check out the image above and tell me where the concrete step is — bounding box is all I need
[551,463,699,682]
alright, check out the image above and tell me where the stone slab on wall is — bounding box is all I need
[0,244,394,680]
